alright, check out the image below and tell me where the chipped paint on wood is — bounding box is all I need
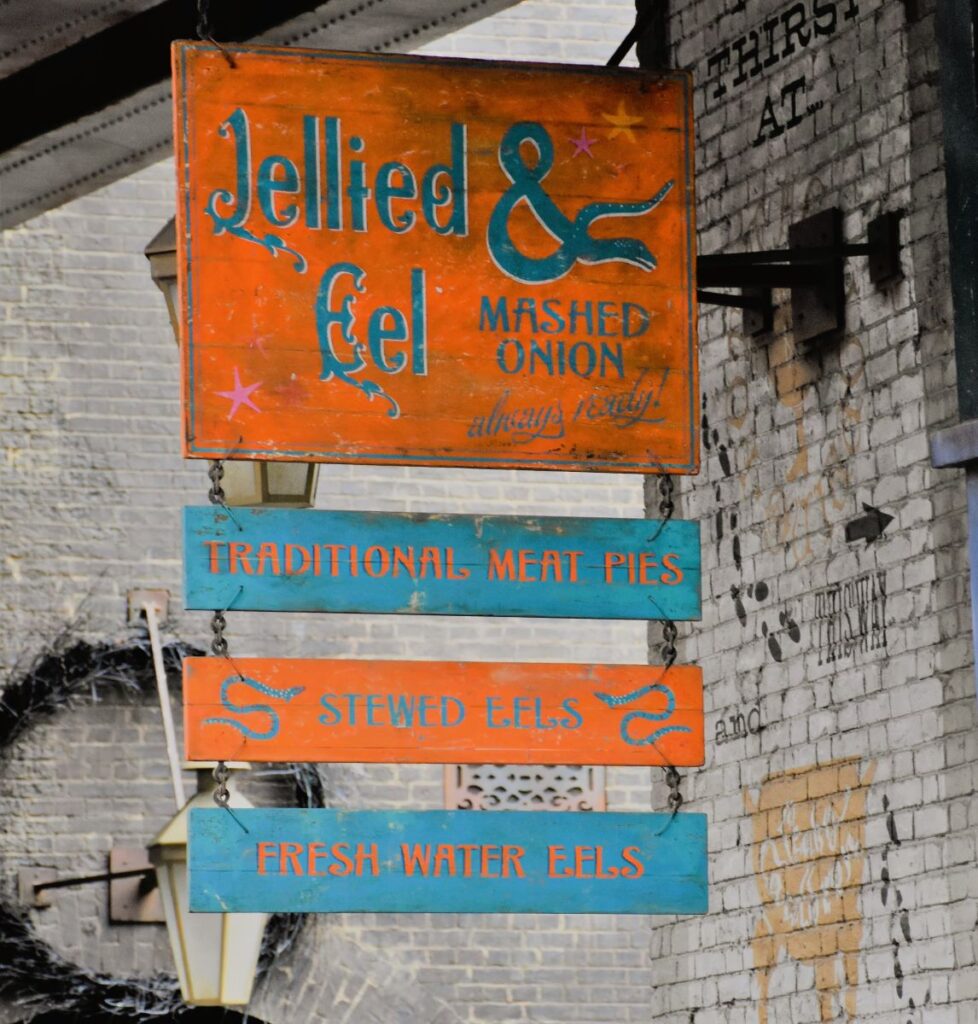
[183,657,705,766]
[174,42,697,472]
[189,808,708,914]
[183,506,702,620]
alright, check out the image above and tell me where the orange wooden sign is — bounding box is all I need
[183,658,704,766]
[174,43,697,472]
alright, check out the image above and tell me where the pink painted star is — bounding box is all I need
[568,127,597,158]
[216,367,262,420]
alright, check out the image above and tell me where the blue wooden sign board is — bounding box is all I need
[189,808,708,915]
[183,507,701,620]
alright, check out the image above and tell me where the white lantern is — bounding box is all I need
[218,459,319,508]
[149,764,267,1006]
[144,218,180,341]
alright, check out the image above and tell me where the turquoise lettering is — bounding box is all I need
[480,296,509,332]
[486,121,674,284]
[318,694,341,726]
[422,122,468,236]
[303,115,321,229]
[257,155,300,227]
[376,161,418,233]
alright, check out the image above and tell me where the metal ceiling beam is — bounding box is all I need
[0,0,327,157]
[0,0,521,230]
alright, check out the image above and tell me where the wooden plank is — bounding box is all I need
[174,42,698,473]
[183,506,701,620]
[189,808,708,915]
[183,658,705,766]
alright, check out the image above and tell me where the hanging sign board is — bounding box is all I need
[189,808,708,914]
[174,42,697,473]
[183,657,705,766]
[183,506,701,620]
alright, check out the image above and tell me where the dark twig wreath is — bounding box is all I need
[0,636,324,1020]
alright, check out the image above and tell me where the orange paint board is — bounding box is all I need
[174,42,697,472]
[183,658,704,766]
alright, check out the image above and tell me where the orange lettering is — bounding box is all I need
[660,552,683,585]
[621,846,645,878]
[594,845,618,878]
[281,842,304,875]
[364,545,391,577]
[257,842,277,875]
[547,844,573,877]
[433,845,457,876]
[458,843,479,877]
[603,551,625,582]
[256,541,281,575]
[517,550,539,582]
[639,552,659,584]
[321,544,343,576]
[401,843,431,876]
[330,842,353,876]
[502,845,526,878]
[488,548,516,580]
[419,546,443,579]
[308,841,329,876]
[285,543,311,575]
[205,540,223,574]
[574,845,595,878]
[445,547,471,579]
[540,550,562,582]
[355,843,379,876]
[564,551,582,582]
[229,542,254,574]
[393,546,416,578]
[480,844,501,878]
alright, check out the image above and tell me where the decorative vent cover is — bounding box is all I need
[444,765,606,811]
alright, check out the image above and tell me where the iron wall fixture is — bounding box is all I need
[19,848,162,922]
[697,208,903,340]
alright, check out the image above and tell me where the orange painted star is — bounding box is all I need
[602,101,644,142]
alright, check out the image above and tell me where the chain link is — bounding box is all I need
[207,460,226,505]
[660,619,678,667]
[664,765,683,813]
[206,461,235,810]
[210,610,229,656]
[213,760,231,807]
[658,473,675,521]
[196,0,211,40]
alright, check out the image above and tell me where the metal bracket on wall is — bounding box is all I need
[696,208,903,340]
[18,848,163,922]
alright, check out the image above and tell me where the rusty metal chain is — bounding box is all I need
[195,0,236,67]
[212,760,231,807]
[661,619,678,667]
[209,602,232,808]
[664,765,683,814]
[658,473,674,521]
[196,0,211,39]
[210,610,229,657]
[207,460,226,505]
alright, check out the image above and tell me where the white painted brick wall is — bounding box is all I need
[652,0,976,1022]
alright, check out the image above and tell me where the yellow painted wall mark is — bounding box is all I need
[745,757,876,1023]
